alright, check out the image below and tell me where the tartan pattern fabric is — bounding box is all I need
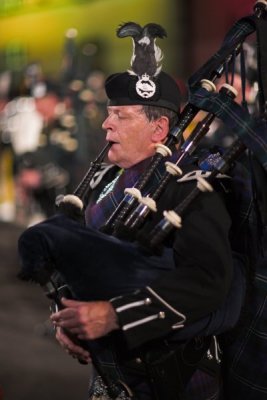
[85,157,152,229]
[188,15,256,88]
[85,154,176,230]
[222,227,267,400]
[197,147,259,265]
[189,86,267,171]
[222,287,267,399]
[226,156,259,261]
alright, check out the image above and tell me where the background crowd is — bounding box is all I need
[0,53,108,226]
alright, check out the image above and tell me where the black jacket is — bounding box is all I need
[86,158,234,350]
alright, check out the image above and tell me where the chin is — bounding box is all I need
[107,150,122,167]
[107,152,117,165]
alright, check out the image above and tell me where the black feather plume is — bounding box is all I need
[143,23,167,39]
[117,22,142,38]
[116,21,167,77]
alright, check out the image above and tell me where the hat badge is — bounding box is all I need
[136,73,156,98]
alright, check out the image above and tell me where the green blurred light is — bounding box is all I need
[0,0,177,76]
[0,0,97,17]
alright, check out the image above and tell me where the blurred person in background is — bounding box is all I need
[0,62,71,225]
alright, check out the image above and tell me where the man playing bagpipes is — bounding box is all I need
[18,5,267,399]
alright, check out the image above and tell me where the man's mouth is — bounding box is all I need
[108,141,118,147]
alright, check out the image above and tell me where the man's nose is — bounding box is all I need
[102,114,112,130]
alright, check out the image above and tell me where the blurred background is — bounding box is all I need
[0,0,257,399]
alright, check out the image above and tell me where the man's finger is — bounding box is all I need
[61,298,82,307]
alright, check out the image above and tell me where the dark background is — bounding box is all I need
[0,221,90,400]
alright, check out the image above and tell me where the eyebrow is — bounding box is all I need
[107,106,144,118]
[107,107,128,115]
[107,106,120,113]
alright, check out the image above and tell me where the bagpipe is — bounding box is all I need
[17,1,267,398]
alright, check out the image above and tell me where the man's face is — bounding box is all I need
[102,105,157,168]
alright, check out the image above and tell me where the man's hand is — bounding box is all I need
[51,299,119,340]
[55,326,91,364]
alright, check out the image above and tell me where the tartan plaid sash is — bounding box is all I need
[189,86,267,171]
[188,15,256,88]
[85,156,168,229]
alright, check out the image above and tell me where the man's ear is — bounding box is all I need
[151,116,170,143]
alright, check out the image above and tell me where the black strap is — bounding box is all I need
[255,17,267,119]
[239,44,249,110]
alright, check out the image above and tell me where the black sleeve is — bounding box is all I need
[110,178,233,349]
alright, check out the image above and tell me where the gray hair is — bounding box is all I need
[141,105,179,130]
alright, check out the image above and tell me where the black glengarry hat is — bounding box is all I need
[105,22,181,113]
